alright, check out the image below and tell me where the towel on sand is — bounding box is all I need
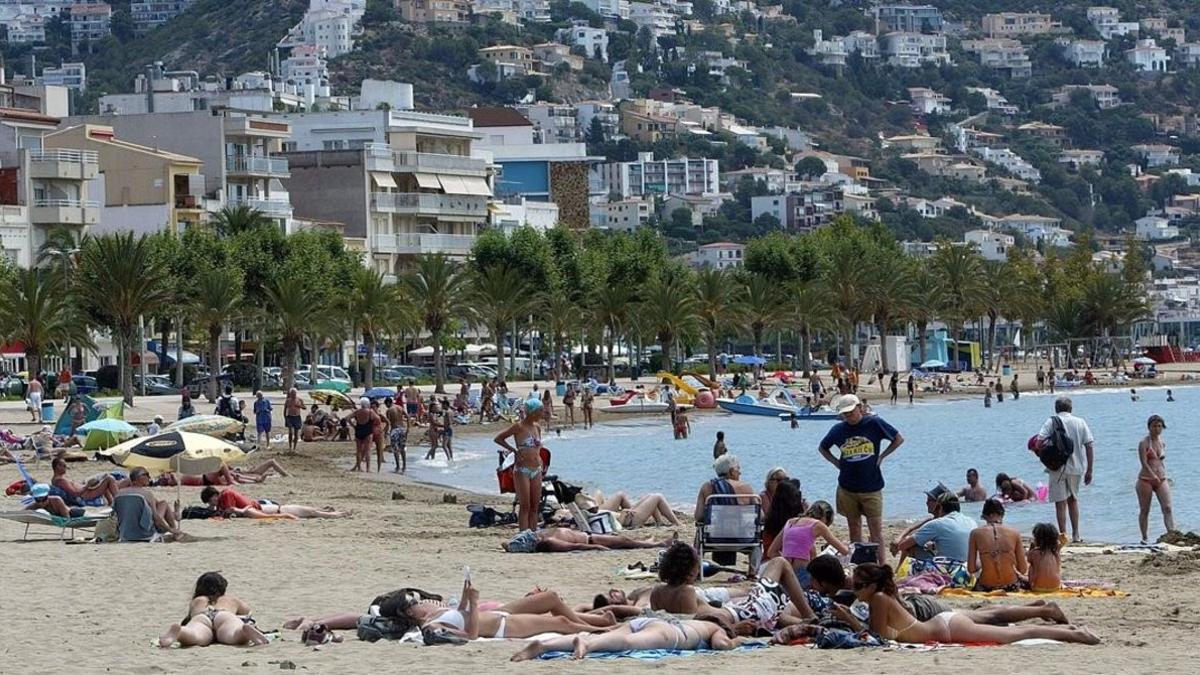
[537,642,768,660]
[939,587,1128,599]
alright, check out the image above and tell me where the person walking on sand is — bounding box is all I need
[1035,397,1094,544]
[1010,374,1020,400]
[818,394,904,564]
[283,387,304,452]
[562,383,576,429]
[1136,414,1174,544]
[385,397,408,474]
[1047,367,1056,394]
[26,376,44,422]
[349,397,380,472]
[1036,366,1046,393]
[252,391,272,449]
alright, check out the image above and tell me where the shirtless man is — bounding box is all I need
[503,527,675,553]
[968,498,1027,591]
[24,483,74,517]
[384,397,408,473]
[51,457,119,506]
[957,468,988,502]
[120,467,183,536]
[403,380,421,421]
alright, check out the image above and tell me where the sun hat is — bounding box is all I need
[834,394,861,414]
[524,398,543,414]
[30,483,50,499]
[925,482,951,501]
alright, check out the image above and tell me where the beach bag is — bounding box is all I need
[356,615,408,642]
[1038,416,1074,472]
[850,542,879,565]
[815,628,883,649]
[587,511,619,534]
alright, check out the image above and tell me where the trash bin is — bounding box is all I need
[555,382,566,397]
[1002,365,1012,377]
[41,401,56,423]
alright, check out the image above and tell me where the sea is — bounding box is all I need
[405,384,1196,544]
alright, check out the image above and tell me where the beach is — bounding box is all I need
[3,395,1199,673]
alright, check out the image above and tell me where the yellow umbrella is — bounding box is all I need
[99,431,246,476]
[310,389,357,410]
[165,414,246,438]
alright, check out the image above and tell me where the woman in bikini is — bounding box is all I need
[562,384,576,429]
[349,398,378,472]
[967,498,1028,591]
[511,615,744,661]
[994,472,1036,502]
[766,500,850,586]
[852,563,1099,645]
[159,572,269,648]
[580,386,594,429]
[495,398,548,531]
[1136,414,1174,544]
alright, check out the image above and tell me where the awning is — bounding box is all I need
[461,176,492,196]
[414,173,440,189]
[437,175,470,195]
[371,172,398,188]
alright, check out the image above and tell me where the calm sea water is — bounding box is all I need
[408,385,1196,543]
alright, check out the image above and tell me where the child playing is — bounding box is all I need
[1026,523,1062,591]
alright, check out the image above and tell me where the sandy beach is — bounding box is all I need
[3,368,1199,674]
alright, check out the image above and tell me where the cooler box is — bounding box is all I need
[1002,365,1012,376]
[41,401,55,423]
[555,382,566,397]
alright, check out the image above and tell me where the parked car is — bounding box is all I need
[299,364,352,392]
[388,365,431,381]
[71,375,99,395]
[135,374,181,396]
[186,374,233,401]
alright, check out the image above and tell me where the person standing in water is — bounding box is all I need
[984,388,992,408]
[906,374,915,404]
[1009,374,1019,400]
[1136,414,1174,544]
[713,430,727,459]
[888,371,898,405]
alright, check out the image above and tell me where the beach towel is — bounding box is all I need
[938,587,1128,599]
[537,642,769,661]
[614,568,657,580]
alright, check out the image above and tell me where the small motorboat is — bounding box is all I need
[717,387,807,417]
[599,394,688,414]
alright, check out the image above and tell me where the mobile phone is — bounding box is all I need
[463,566,472,584]
[833,590,857,606]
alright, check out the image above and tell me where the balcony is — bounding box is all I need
[0,205,28,226]
[226,155,290,178]
[28,149,99,181]
[373,232,476,256]
[231,197,292,217]
[30,199,100,226]
[363,143,488,176]
[370,192,488,219]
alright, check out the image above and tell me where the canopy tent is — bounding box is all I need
[82,402,133,451]
[55,394,99,437]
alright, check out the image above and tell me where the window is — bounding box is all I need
[281,141,297,152]
[322,140,346,150]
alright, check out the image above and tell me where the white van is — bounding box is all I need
[300,364,352,384]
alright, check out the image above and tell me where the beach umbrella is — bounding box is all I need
[311,389,356,410]
[165,414,245,438]
[733,355,766,365]
[98,431,245,477]
[54,394,100,436]
[363,387,396,400]
[920,359,947,370]
[77,419,138,435]
[1132,356,1157,365]
[82,401,133,451]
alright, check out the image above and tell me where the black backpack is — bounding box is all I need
[356,615,410,642]
[1038,416,1075,471]
[216,395,234,418]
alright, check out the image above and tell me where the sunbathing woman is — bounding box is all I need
[995,472,1036,502]
[285,581,611,639]
[766,500,850,585]
[852,563,1099,645]
[503,527,675,552]
[579,490,682,528]
[199,487,350,520]
[157,459,291,487]
[511,616,745,661]
[159,572,269,648]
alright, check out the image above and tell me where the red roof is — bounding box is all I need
[0,107,60,126]
[466,107,532,128]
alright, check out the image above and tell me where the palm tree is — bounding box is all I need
[929,243,988,347]
[539,288,582,381]
[264,275,322,391]
[590,284,636,382]
[36,226,81,275]
[404,254,472,393]
[350,267,396,388]
[824,245,867,357]
[79,232,172,403]
[1077,270,1149,366]
[212,205,271,238]
[470,265,533,381]
[790,279,837,375]
[694,268,743,380]
[190,269,243,400]
[0,268,74,378]
[979,261,1011,371]
[903,259,938,365]
[742,274,783,361]
[643,270,697,372]
[864,254,918,340]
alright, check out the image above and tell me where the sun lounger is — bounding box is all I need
[0,509,111,541]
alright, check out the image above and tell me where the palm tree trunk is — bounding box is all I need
[365,333,375,389]
[175,315,185,388]
[801,328,812,376]
[606,335,615,383]
[433,334,445,394]
[121,329,134,405]
[707,331,717,380]
[493,321,507,381]
[917,320,928,364]
[255,333,265,391]
[159,319,170,376]
[987,311,999,372]
[282,337,295,391]
[209,325,221,401]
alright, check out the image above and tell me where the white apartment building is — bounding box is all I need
[581,0,628,19]
[908,87,951,115]
[981,12,1057,37]
[964,87,1019,115]
[598,152,719,199]
[1131,143,1181,167]
[490,197,558,232]
[1136,215,1180,241]
[67,2,112,45]
[40,62,86,91]
[1087,6,1139,39]
[1058,39,1107,67]
[278,0,365,59]
[278,108,492,273]
[841,31,880,60]
[961,38,1032,78]
[131,0,194,31]
[964,228,1014,262]
[590,198,650,231]
[281,44,329,89]
[1126,39,1169,72]
[556,22,608,61]
[628,2,676,38]
[1178,43,1200,68]
[978,146,1041,183]
[808,30,847,67]
[1051,84,1121,109]
[880,32,950,68]
[692,242,743,269]
[1058,149,1104,170]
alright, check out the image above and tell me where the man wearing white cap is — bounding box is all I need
[24,483,73,518]
[817,394,904,564]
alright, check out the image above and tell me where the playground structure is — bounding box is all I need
[910,330,981,371]
[656,371,717,408]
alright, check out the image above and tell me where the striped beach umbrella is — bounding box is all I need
[98,431,245,476]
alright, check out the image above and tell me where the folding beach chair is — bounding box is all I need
[113,493,163,543]
[0,509,110,541]
[694,494,763,575]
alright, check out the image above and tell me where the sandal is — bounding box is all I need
[301,623,342,647]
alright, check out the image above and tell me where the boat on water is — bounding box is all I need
[717,387,809,417]
[599,394,689,414]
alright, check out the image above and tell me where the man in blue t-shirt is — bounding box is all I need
[818,394,905,564]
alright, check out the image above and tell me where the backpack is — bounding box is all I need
[356,615,410,642]
[216,395,234,417]
[1038,416,1075,472]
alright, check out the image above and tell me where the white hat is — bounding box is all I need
[834,394,861,415]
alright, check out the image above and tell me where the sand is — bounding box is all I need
[2,371,1198,674]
